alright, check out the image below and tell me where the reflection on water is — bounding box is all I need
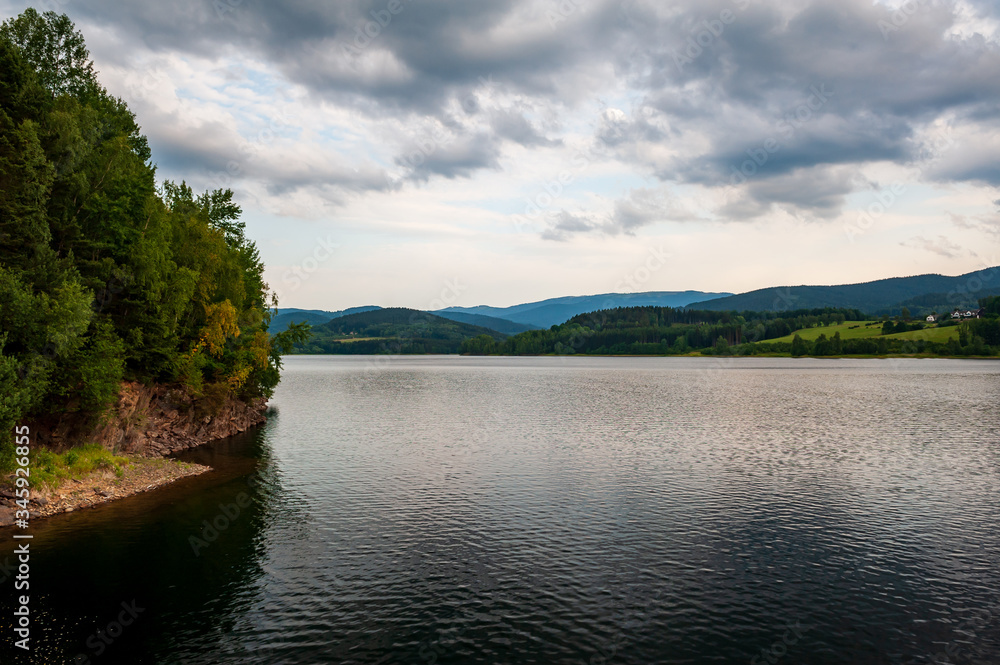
[2,356,999,664]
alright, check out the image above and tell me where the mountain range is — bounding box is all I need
[270,290,731,335]
[273,267,1000,337]
[437,291,733,328]
[686,267,1000,314]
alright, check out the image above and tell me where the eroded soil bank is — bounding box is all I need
[1,382,268,526]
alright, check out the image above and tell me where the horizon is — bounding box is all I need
[2,0,998,311]
[277,264,1000,311]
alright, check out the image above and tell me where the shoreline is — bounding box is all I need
[289,352,1000,360]
[2,384,270,528]
[0,457,212,527]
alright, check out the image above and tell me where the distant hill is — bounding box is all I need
[268,306,381,333]
[271,306,535,336]
[880,290,999,317]
[437,291,732,328]
[685,268,1000,314]
[432,311,540,334]
[295,308,506,354]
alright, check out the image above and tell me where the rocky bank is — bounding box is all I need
[34,381,268,457]
[1,382,267,527]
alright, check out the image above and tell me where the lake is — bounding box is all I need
[3,356,1000,664]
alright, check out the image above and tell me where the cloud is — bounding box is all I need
[540,211,601,241]
[541,186,699,240]
[719,165,871,220]
[6,0,999,224]
[490,108,561,147]
[902,235,967,258]
[949,212,1000,240]
[395,132,502,181]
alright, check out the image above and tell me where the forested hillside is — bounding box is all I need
[0,10,305,468]
[472,303,1000,357]
[438,290,732,328]
[267,306,380,333]
[686,268,1000,313]
[294,308,505,354]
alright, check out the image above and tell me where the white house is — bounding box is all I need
[926,315,936,322]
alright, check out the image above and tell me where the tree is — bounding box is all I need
[813,333,830,356]
[0,9,98,98]
[791,334,808,357]
[462,335,496,356]
[830,331,843,355]
[713,336,730,355]
[0,12,305,469]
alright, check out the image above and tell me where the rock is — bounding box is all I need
[96,490,110,498]
[33,497,49,507]
[0,507,13,527]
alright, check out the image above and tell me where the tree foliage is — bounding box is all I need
[490,305,999,359]
[0,12,301,468]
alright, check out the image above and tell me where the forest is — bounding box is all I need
[293,308,505,355]
[462,301,1000,358]
[0,10,305,469]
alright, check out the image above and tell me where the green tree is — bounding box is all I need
[0,12,306,468]
[461,334,497,355]
[0,9,98,97]
[791,334,808,357]
[813,333,830,356]
[830,331,843,355]
[713,336,730,355]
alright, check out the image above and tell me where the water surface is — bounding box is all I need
[2,356,999,664]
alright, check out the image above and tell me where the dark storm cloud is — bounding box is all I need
[24,0,1000,217]
[593,0,1000,218]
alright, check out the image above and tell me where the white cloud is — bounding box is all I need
[2,0,999,309]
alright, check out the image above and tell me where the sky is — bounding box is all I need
[3,0,1000,310]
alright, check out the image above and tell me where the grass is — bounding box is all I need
[884,326,959,343]
[766,321,884,344]
[8,443,131,491]
[767,320,960,345]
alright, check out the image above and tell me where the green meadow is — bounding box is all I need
[884,326,960,343]
[767,321,884,343]
[767,320,959,345]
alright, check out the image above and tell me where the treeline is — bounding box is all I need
[303,338,467,355]
[463,304,999,357]
[294,308,505,355]
[787,331,992,357]
[0,11,305,468]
